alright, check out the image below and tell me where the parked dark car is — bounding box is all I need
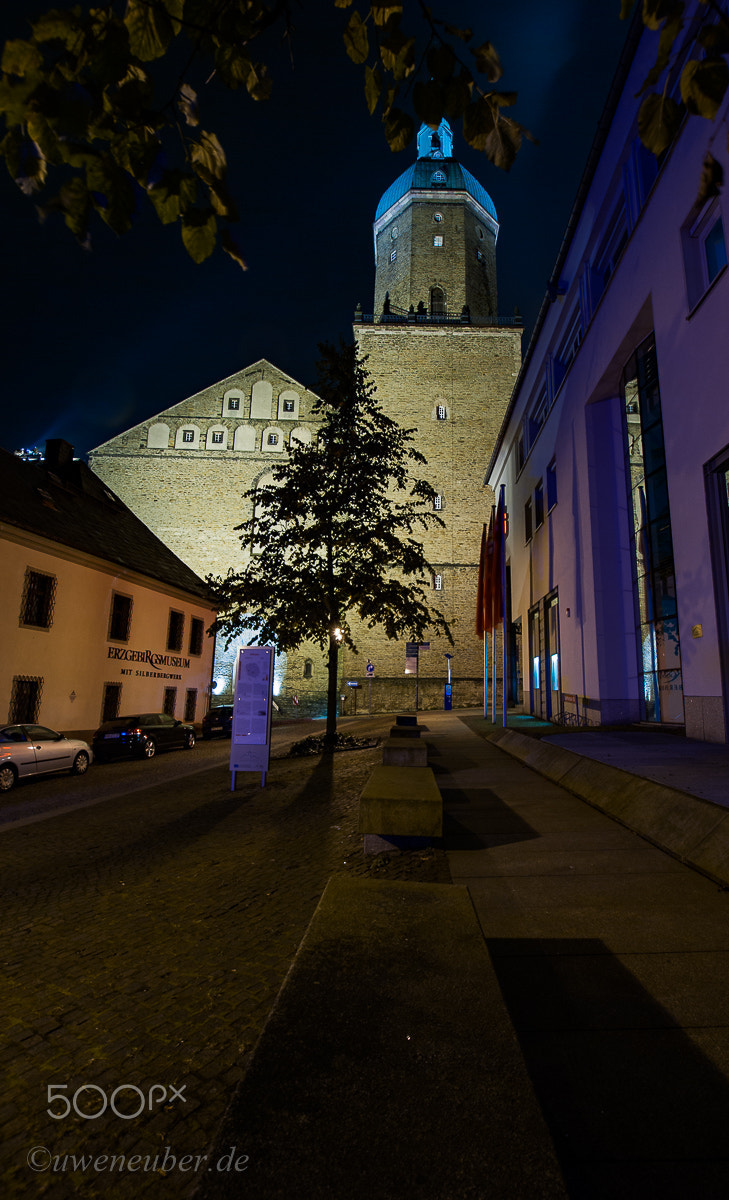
[201,704,234,740]
[92,713,195,761]
[0,725,93,792]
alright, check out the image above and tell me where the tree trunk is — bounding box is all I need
[325,633,339,746]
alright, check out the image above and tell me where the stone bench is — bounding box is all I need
[196,875,567,1200]
[382,736,428,767]
[358,764,442,840]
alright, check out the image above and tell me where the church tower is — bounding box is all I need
[372,119,499,323]
[348,119,522,709]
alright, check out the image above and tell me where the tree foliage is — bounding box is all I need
[0,0,535,263]
[3,2,727,264]
[629,0,729,191]
[207,341,452,740]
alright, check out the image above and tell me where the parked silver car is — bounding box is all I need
[0,724,93,792]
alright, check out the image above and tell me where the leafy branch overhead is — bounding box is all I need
[0,0,533,263]
[2,3,727,265]
[628,0,729,178]
[338,1,533,168]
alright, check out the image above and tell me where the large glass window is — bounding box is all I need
[623,338,683,723]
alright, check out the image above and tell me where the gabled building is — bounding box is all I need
[487,5,729,741]
[0,440,216,736]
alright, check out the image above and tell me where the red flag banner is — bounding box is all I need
[476,506,495,638]
[492,489,506,629]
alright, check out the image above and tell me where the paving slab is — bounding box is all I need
[428,713,729,1195]
[197,875,567,1200]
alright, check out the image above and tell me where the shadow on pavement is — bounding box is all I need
[487,937,729,1199]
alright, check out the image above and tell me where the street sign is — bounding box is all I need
[347,681,359,687]
[365,661,375,677]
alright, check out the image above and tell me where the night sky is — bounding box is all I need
[2,2,631,458]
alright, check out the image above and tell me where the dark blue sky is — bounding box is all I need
[2,2,631,457]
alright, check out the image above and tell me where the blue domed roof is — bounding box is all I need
[375,119,497,223]
[375,159,498,222]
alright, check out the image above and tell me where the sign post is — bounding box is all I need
[230,645,274,790]
[444,652,453,711]
[365,660,374,715]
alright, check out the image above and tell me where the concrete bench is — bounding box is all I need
[381,736,428,767]
[196,875,567,1200]
[358,764,442,837]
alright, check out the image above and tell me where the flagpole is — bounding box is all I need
[483,631,488,720]
[500,483,508,729]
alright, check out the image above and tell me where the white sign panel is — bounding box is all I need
[230,646,274,783]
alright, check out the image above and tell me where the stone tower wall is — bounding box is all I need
[374,198,497,319]
[352,321,522,697]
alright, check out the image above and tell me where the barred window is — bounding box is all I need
[189,617,204,657]
[436,405,447,421]
[9,676,43,723]
[433,574,443,591]
[182,429,195,443]
[184,688,197,721]
[227,397,240,410]
[108,593,132,642]
[102,682,122,722]
[433,494,443,511]
[212,431,224,444]
[167,610,184,652]
[20,569,56,629]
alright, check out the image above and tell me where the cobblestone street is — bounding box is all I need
[0,718,449,1198]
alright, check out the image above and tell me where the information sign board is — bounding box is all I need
[230,645,274,788]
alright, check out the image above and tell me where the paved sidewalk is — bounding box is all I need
[429,713,729,1198]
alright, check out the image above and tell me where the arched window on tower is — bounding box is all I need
[303,659,313,679]
[430,287,445,316]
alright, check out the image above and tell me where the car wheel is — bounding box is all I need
[72,751,90,776]
[185,731,196,749]
[0,764,17,793]
[142,738,156,759]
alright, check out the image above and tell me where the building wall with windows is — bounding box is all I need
[0,445,216,737]
[487,4,729,741]
[88,359,330,714]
